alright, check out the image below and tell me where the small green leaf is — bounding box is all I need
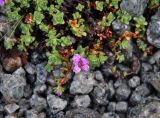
[76,3,84,11]
[52,11,65,25]
[95,1,104,11]
[33,11,44,24]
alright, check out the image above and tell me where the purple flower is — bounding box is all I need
[0,0,5,6]
[72,54,89,74]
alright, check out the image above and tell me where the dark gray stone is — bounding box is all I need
[72,95,91,107]
[141,63,152,72]
[24,85,33,98]
[102,112,120,118]
[92,83,109,105]
[4,103,19,114]
[107,102,116,112]
[24,63,36,75]
[25,109,38,118]
[128,101,160,118]
[38,112,46,118]
[94,70,104,82]
[35,64,47,85]
[147,9,160,48]
[134,84,151,97]
[30,94,47,112]
[65,107,101,118]
[112,19,130,35]
[0,74,26,103]
[70,71,96,94]
[5,115,17,118]
[130,93,143,105]
[13,67,26,77]
[34,85,47,94]
[120,0,148,17]
[115,101,128,113]
[47,94,67,114]
[115,84,131,101]
[19,99,30,110]
[108,80,115,99]
[128,76,140,88]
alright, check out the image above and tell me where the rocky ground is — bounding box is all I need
[1,0,160,118]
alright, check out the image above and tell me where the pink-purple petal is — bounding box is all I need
[81,65,89,71]
[81,57,89,65]
[73,65,81,74]
[72,54,81,65]
[0,0,5,6]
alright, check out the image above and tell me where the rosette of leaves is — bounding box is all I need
[69,13,88,37]
[117,10,132,25]
[45,50,63,72]
[34,0,48,11]
[88,50,107,69]
[33,11,44,25]
[95,1,104,11]
[76,3,84,12]
[133,16,148,32]
[52,11,65,25]
[105,0,120,9]
[98,12,115,27]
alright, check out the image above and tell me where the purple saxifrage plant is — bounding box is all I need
[72,54,89,74]
[0,0,5,6]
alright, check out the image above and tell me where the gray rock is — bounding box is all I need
[141,63,152,72]
[18,109,26,117]
[147,9,160,48]
[34,85,47,94]
[114,79,125,88]
[134,84,151,97]
[25,109,38,118]
[19,99,30,110]
[0,104,4,113]
[128,76,140,88]
[13,67,26,77]
[112,19,130,35]
[70,72,95,94]
[102,112,120,118]
[94,71,104,82]
[149,51,160,65]
[35,64,47,85]
[130,92,142,105]
[65,107,101,118]
[47,94,67,114]
[120,0,148,17]
[141,72,160,93]
[72,95,91,107]
[92,83,109,105]
[107,102,116,112]
[4,103,19,114]
[26,74,36,84]
[30,94,47,112]
[115,102,128,113]
[50,111,64,118]
[38,112,46,118]
[5,115,17,118]
[108,80,115,99]
[0,74,26,103]
[128,101,160,118]
[115,84,131,101]
[24,63,36,75]
[24,85,33,98]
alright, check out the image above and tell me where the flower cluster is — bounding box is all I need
[0,0,5,6]
[72,54,89,74]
